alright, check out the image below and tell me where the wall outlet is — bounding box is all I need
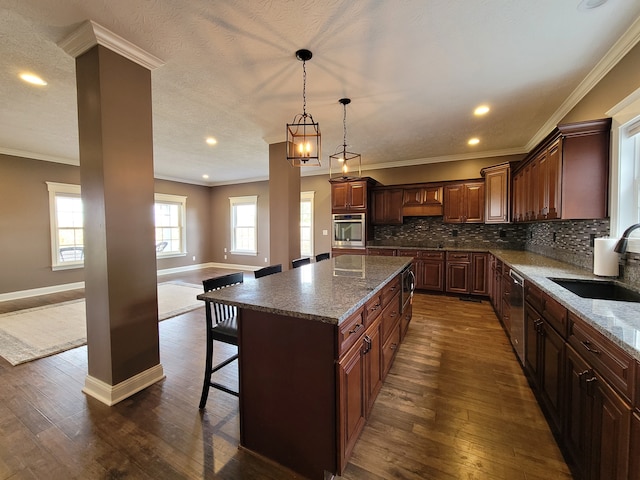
[452,230,458,237]
[322,229,328,236]
[224,254,227,260]
[499,229,506,238]
[265,257,268,263]
[192,256,196,261]
[224,247,227,253]
[553,232,557,242]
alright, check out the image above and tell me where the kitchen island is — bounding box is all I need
[197,255,412,479]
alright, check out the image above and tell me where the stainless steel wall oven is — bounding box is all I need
[332,213,365,248]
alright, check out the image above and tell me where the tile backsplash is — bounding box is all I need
[372,217,640,290]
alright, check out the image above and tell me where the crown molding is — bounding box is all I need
[57,20,164,70]
[0,146,78,165]
[526,15,640,151]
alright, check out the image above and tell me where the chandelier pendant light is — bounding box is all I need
[330,98,361,179]
[286,49,321,167]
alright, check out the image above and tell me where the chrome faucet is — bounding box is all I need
[614,223,640,254]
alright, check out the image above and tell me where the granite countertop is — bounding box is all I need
[364,243,640,361]
[197,255,411,325]
[490,249,640,362]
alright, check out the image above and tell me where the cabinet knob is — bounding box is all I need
[581,340,600,355]
[348,323,363,335]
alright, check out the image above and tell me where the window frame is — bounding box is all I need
[47,182,84,271]
[300,191,315,258]
[154,193,188,258]
[608,88,640,253]
[229,195,258,256]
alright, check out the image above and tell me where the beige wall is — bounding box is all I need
[562,42,640,123]
[0,154,212,295]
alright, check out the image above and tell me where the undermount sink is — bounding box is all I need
[548,278,640,303]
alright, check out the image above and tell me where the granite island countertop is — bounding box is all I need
[197,255,411,325]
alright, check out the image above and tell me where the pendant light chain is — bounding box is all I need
[302,59,307,118]
[343,102,348,153]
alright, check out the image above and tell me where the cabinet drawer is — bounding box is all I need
[382,324,401,378]
[446,251,471,262]
[397,249,418,258]
[381,276,401,306]
[364,293,382,326]
[543,293,568,339]
[569,313,635,402]
[338,308,365,357]
[367,248,396,256]
[418,250,444,260]
[380,293,401,342]
[525,282,544,314]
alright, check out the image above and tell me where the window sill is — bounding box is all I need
[230,251,257,256]
[157,253,187,259]
[52,263,83,271]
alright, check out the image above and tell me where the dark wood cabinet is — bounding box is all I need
[401,185,444,217]
[371,188,403,225]
[482,163,511,224]
[565,344,632,480]
[416,250,445,292]
[629,412,640,480]
[443,181,485,223]
[512,118,610,222]
[331,179,371,212]
[366,247,396,256]
[524,295,566,434]
[446,252,470,293]
[470,253,488,295]
[445,251,486,295]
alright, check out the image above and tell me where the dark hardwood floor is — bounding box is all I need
[0,269,573,479]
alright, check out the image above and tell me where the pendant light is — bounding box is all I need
[286,49,321,167]
[330,98,361,179]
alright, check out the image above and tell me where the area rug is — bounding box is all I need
[0,282,203,366]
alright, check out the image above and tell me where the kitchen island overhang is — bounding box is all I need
[197,255,412,479]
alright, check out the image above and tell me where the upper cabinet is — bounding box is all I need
[401,185,444,217]
[481,163,511,224]
[372,188,403,225]
[512,118,611,222]
[443,181,485,223]
[331,178,377,213]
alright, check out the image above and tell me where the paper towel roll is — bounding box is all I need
[593,238,619,277]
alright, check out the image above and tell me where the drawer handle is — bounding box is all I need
[390,343,398,351]
[581,340,600,355]
[363,335,372,354]
[348,323,363,335]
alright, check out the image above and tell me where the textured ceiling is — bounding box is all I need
[1,0,640,185]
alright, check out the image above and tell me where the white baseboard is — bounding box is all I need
[83,363,165,406]
[0,262,260,302]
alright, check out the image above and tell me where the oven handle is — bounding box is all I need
[509,269,524,287]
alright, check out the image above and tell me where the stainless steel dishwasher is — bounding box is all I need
[508,269,525,364]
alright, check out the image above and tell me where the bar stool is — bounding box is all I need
[292,257,311,269]
[254,264,282,278]
[199,272,243,409]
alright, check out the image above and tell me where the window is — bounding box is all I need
[47,182,83,269]
[230,195,258,255]
[609,88,640,253]
[301,191,315,257]
[154,193,187,256]
[47,184,188,269]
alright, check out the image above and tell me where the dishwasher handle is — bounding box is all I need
[509,269,524,287]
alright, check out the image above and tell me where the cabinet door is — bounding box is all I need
[528,157,539,221]
[446,262,469,293]
[629,412,640,480]
[443,184,464,223]
[364,319,383,417]
[337,340,366,470]
[372,189,403,225]
[464,182,485,223]
[564,345,595,480]
[349,182,367,210]
[485,166,509,223]
[418,261,444,291]
[540,321,565,434]
[593,371,631,480]
[332,183,349,211]
[524,304,542,386]
[471,253,488,295]
[547,139,561,219]
[403,187,424,206]
[537,150,549,219]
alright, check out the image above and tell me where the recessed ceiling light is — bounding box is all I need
[206,137,217,145]
[474,105,490,116]
[468,138,480,146]
[202,174,209,179]
[577,0,608,10]
[19,73,47,86]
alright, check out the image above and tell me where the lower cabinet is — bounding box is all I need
[417,251,445,292]
[524,303,565,433]
[565,345,632,480]
[630,412,640,480]
[446,252,487,295]
[336,275,407,474]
